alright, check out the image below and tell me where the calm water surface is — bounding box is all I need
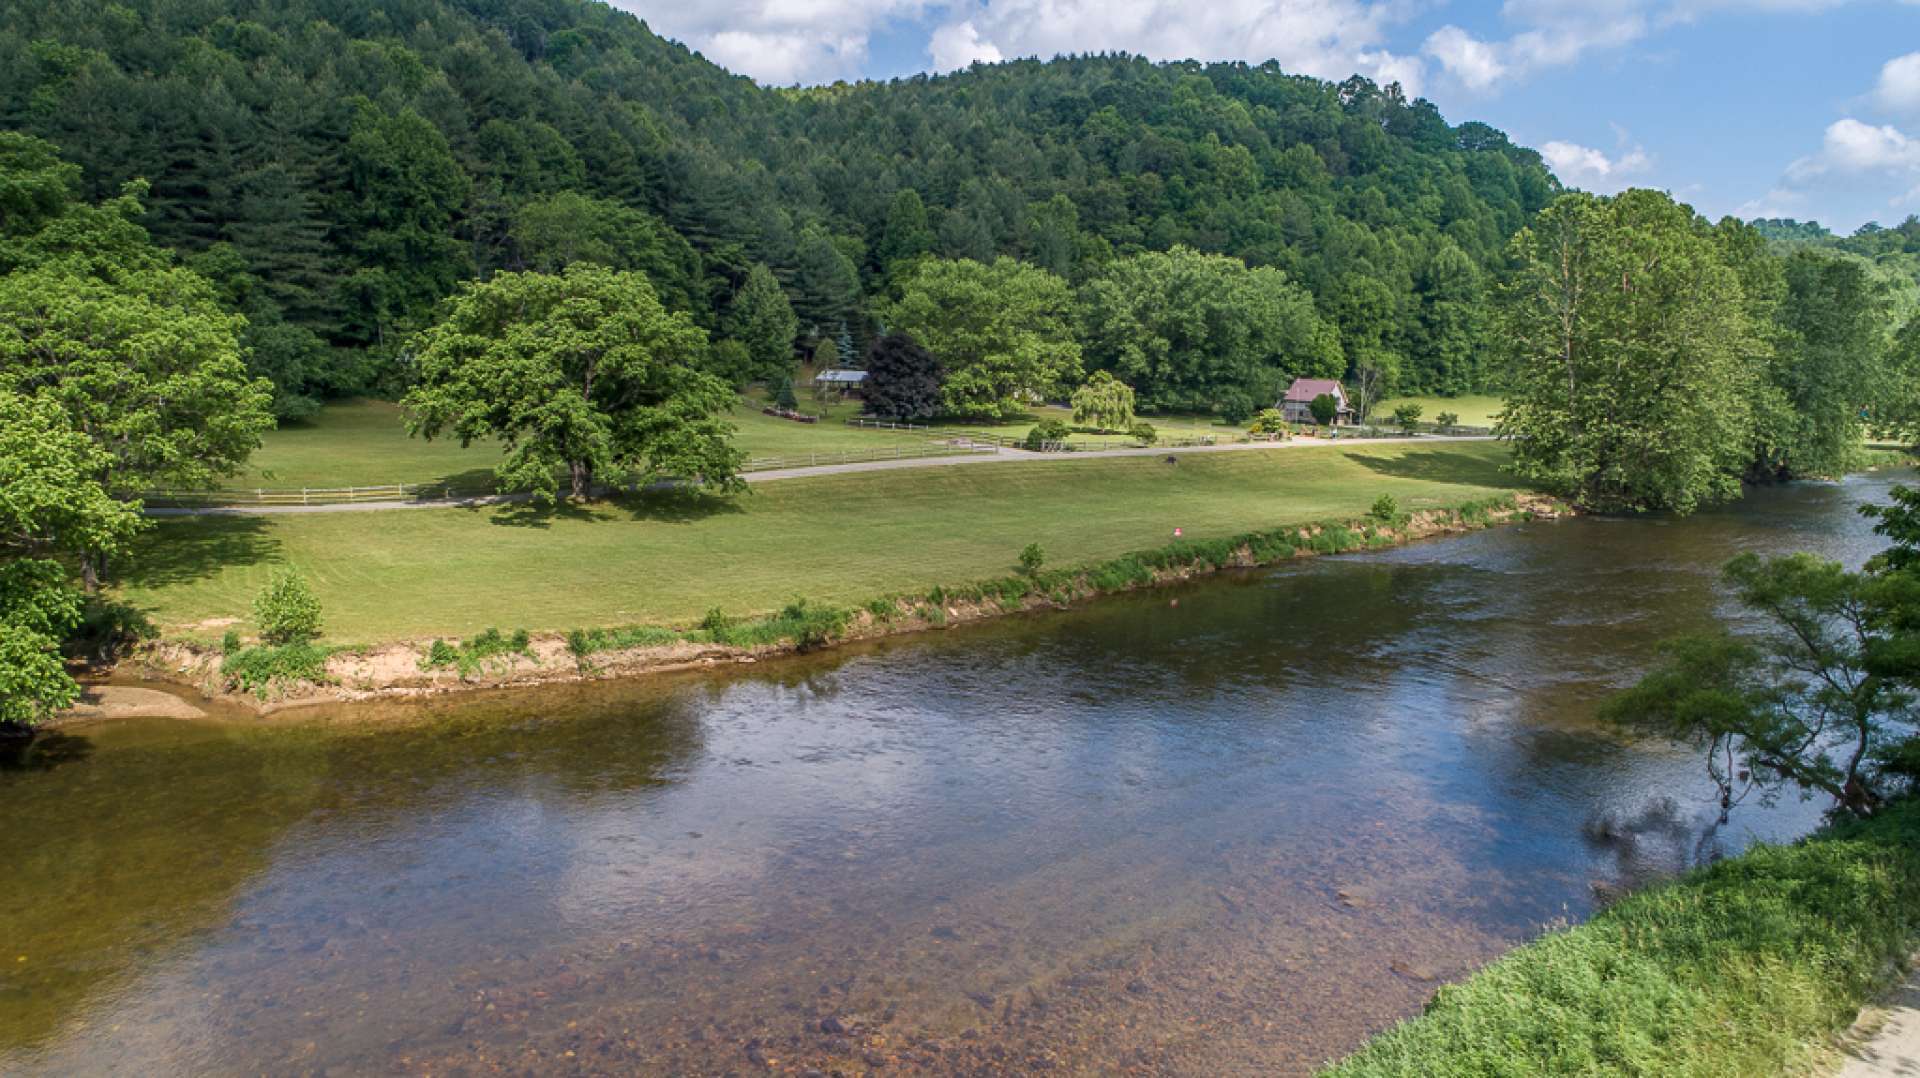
[2,472,1907,1075]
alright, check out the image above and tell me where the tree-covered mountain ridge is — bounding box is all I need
[1,0,1558,413]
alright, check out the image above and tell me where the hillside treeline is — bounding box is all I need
[0,0,1556,415]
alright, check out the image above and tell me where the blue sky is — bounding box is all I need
[610,0,1920,234]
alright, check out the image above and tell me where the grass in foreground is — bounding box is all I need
[1324,799,1920,1077]
[120,442,1519,642]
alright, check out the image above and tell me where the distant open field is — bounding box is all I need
[217,398,934,491]
[1371,394,1506,428]
[215,395,1255,493]
[124,441,1522,643]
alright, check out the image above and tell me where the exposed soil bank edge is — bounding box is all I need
[101,492,1567,717]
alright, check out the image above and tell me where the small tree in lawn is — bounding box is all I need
[1393,403,1424,433]
[774,376,798,411]
[1436,410,1460,430]
[1309,393,1339,427]
[1071,371,1136,432]
[253,570,322,645]
[863,332,943,420]
[1018,543,1045,576]
[404,266,743,502]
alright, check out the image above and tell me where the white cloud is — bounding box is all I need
[611,0,931,84]
[1540,138,1653,193]
[925,0,1426,95]
[929,20,1003,70]
[1421,26,1506,91]
[1785,117,1920,181]
[1423,0,1890,93]
[1874,52,1920,113]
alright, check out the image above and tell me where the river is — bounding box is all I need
[1,471,1906,1075]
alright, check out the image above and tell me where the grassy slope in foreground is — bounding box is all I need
[122,442,1518,643]
[1324,799,1920,1077]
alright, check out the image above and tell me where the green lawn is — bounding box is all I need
[1371,394,1506,428]
[220,397,936,491]
[124,441,1521,643]
[226,399,500,490]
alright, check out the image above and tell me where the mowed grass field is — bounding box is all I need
[1372,394,1507,428]
[224,395,1254,493]
[124,441,1522,643]
[222,398,936,490]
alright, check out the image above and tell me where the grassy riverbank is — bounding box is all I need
[120,442,1521,644]
[1324,799,1920,1076]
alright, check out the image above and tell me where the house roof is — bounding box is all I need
[815,369,868,383]
[1281,378,1347,404]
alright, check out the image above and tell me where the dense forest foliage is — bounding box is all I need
[0,0,1559,417]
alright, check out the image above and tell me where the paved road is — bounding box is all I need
[146,435,1499,517]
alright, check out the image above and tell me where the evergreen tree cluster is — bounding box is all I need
[0,0,1560,414]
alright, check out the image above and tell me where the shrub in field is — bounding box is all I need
[1024,418,1072,450]
[1248,408,1287,434]
[1392,403,1424,432]
[1127,420,1158,445]
[253,570,321,645]
[1436,410,1460,429]
[700,607,733,633]
[1019,542,1045,575]
[1370,494,1398,522]
[222,642,330,696]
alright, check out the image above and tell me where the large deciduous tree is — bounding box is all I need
[861,332,943,420]
[0,391,143,728]
[403,266,743,501]
[883,258,1081,420]
[1750,250,1892,479]
[0,161,273,586]
[1077,247,1342,415]
[1496,190,1759,514]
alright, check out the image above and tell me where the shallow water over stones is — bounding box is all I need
[1,472,1906,1075]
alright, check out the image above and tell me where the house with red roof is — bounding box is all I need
[1278,377,1354,425]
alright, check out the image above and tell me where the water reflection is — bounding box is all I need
[1,471,1906,1075]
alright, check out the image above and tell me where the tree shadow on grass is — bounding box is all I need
[480,486,746,529]
[120,515,279,590]
[1347,445,1522,490]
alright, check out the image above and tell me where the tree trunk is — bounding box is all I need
[569,460,591,500]
[80,550,102,594]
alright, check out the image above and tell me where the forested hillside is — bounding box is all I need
[0,0,1556,416]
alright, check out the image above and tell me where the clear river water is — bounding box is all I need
[1,471,1908,1076]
